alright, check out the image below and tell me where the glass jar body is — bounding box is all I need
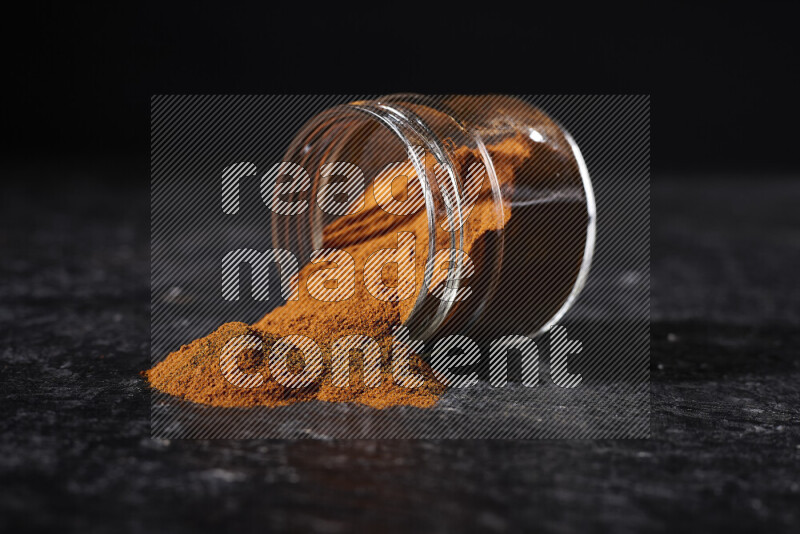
[271,95,595,341]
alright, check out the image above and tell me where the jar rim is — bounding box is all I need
[271,100,473,340]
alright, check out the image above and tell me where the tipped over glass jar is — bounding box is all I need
[270,95,595,342]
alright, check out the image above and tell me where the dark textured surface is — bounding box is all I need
[1,168,799,533]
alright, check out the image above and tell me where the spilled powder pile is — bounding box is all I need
[146,136,536,409]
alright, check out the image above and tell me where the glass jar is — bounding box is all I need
[271,95,595,342]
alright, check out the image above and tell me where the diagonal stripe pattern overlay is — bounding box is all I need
[151,95,650,439]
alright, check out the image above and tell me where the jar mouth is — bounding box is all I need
[271,102,471,340]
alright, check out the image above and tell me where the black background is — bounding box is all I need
[3,3,800,533]
[5,2,798,173]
